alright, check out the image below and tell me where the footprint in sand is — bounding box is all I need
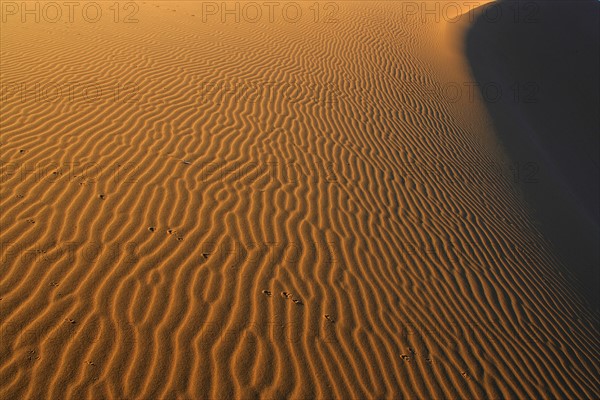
[98,194,106,200]
[66,318,76,324]
[202,253,210,259]
[16,194,24,199]
[401,354,411,361]
[461,371,471,380]
[324,314,335,322]
[177,237,184,241]
[167,229,176,235]
[26,219,35,224]
[148,227,156,232]
[281,291,293,299]
[292,299,303,305]
[262,290,272,296]
[19,149,26,154]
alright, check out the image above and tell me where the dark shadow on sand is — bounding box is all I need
[465,0,599,309]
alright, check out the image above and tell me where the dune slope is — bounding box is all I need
[465,0,600,310]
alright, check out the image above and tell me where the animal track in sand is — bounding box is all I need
[148,227,156,232]
[280,292,303,305]
[26,350,40,361]
[262,290,272,296]
[324,314,335,322]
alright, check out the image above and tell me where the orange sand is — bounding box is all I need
[1,1,598,399]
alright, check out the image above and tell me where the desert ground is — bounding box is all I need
[1,1,598,399]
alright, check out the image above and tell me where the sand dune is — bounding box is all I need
[1,1,598,399]
[465,0,600,310]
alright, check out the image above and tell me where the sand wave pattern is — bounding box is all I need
[1,2,598,399]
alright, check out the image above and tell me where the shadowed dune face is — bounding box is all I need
[465,0,600,309]
[1,1,599,399]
